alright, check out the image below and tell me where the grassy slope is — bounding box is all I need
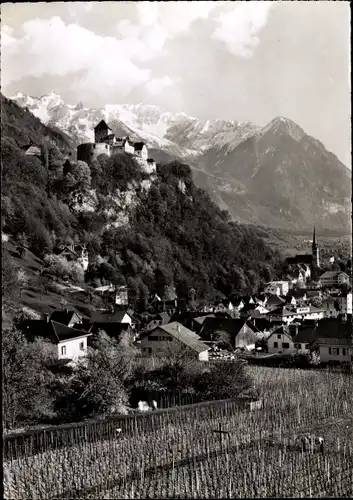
[3,238,95,319]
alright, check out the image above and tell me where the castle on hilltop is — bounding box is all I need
[77,120,156,174]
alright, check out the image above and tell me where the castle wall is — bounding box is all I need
[77,142,111,165]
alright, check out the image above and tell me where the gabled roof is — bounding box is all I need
[51,321,92,343]
[292,325,318,344]
[94,120,112,131]
[194,314,216,325]
[249,318,275,332]
[89,322,131,339]
[151,322,209,353]
[50,310,81,326]
[267,295,286,306]
[200,318,255,340]
[134,142,146,151]
[90,309,131,323]
[314,317,352,339]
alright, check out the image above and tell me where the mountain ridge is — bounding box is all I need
[9,91,351,233]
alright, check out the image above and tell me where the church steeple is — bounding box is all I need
[312,225,320,268]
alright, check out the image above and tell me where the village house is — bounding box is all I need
[198,317,260,350]
[319,271,350,288]
[268,304,325,324]
[264,281,290,296]
[313,316,353,364]
[139,322,210,361]
[321,296,340,318]
[19,319,92,360]
[90,308,135,327]
[266,324,317,355]
[143,312,171,332]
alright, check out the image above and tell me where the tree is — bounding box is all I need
[193,361,251,402]
[53,331,132,421]
[71,160,91,192]
[3,328,54,430]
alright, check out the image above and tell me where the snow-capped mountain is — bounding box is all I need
[9,91,260,158]
[8,91,350,232]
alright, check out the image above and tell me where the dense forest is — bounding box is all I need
[1,93,281,306]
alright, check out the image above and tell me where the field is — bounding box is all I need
[3,366,353,499]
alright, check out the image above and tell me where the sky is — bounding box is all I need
[1,1,351,166]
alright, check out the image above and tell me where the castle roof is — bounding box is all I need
[134,142,145,151]
[94,120,112,131]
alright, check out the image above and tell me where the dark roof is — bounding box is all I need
[314,318,352,339]
[94,120,112,131]
[287,254,313,265]
[134,142,145,151]
[90,310,131,323]
[49,310,80,326]
[249,318,275,332]
[288,289,307,299]
[266,295,286,308]
[199,318,255,341]
[292,325,318,344]
[51,321,92,342]
[89,322,131,339]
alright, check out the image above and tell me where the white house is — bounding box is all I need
[268,305,324,324]
[51,321,92,360]
[320,271,350,288]
[139,321,210,361]
[267,325,317,355]
[317,338,353,364]
[267,328,294,354]
[265,281,290,296]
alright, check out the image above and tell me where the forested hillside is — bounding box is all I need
[1,95,281,309]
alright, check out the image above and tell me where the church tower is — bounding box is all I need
[312,226,320,268]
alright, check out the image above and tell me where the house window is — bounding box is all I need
[329,348,339,356]
[342,348,346,356]
[273,342,278,348]
[277,334,281,339]
[282,342,290,349]
[148,335,159,341]
[61,345,66,356]
[305,344,310,349]
[79,342,84,351]
[294,343,300,349]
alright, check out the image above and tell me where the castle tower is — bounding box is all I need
[94,120,113,143]
[312,226,320,268]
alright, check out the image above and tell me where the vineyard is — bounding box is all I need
[3,366,353,498]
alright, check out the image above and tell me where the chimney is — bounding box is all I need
[44,313,50,323]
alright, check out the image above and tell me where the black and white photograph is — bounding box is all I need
[1,1,352,498]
